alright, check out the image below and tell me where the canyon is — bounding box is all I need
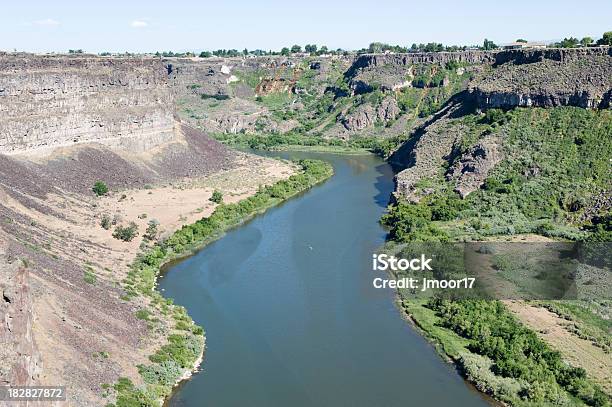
[0,45,610,406]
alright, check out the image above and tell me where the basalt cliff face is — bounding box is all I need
[346,48,612,109]
[471,47,612,109]
[391,47,612,200]
[0,54,176,154]
[0,257,41,391]
[348,50,496,72]
[345,51,492,94]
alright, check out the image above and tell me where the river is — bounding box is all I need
[158,151,492,406]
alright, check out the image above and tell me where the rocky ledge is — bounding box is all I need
[470,47,612,109]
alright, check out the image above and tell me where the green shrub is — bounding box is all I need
[143,220,159,241]
[149,334,200,368]
[100,214,112,230]
[135,309,151,321]
[382,197,453,242]
[93,181,109,196]
[111,377,157,407]
[113,222,139,242]
[209,190,223,204]
[83,270,97,284]
[138,360,182,386]
[458,352,526,403]
[445,60,460,70]
[429,298,608,406]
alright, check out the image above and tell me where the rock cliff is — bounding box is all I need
[348,51,495,74]
[345,51,492,94]
[0,53,176,154]
[341,96,400,131]
[389,47,611,200]
[0,255,41,390]
[470,47,612,109]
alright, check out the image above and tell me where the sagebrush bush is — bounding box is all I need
[113,222,139,242]
[100,213,111,230]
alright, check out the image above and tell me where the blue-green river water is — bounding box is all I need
[159,152,492,406]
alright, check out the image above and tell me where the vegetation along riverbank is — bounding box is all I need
[382,105,611,406]
[104,159,333,406]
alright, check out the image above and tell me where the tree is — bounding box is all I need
[304,44,317,53]
[596,31,612,45]
[368,42,384,53]
[143,219,159,241]
[92,181,108,196]
[580,37,593,47]
[424,42,444,52]
[445,60,460,70]
[319,45,329,54]
[556,37,579,48]
[483,38,498,50]
[516,39,528,43]
[210,190,223,204]
[199,51,211,58]
[290,45,302,53]
[242,48,249,55]
[280,47,290,56]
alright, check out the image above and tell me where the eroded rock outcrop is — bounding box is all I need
[0,255,41,389]
[342,97,400,131]
[393,102,466,201]
[446,136,503,198]
[377,96,401,121]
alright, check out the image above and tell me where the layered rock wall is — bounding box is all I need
[493,46,612,65]
[0,54,176,154]
[470,47,612,109]
[348,51,496,73]
[346,48,612,109]
[392,47,612,200]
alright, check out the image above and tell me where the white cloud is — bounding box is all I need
[34,18,60,26]
[130,20,148,28]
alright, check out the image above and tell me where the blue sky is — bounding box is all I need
[2,0,611,53]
